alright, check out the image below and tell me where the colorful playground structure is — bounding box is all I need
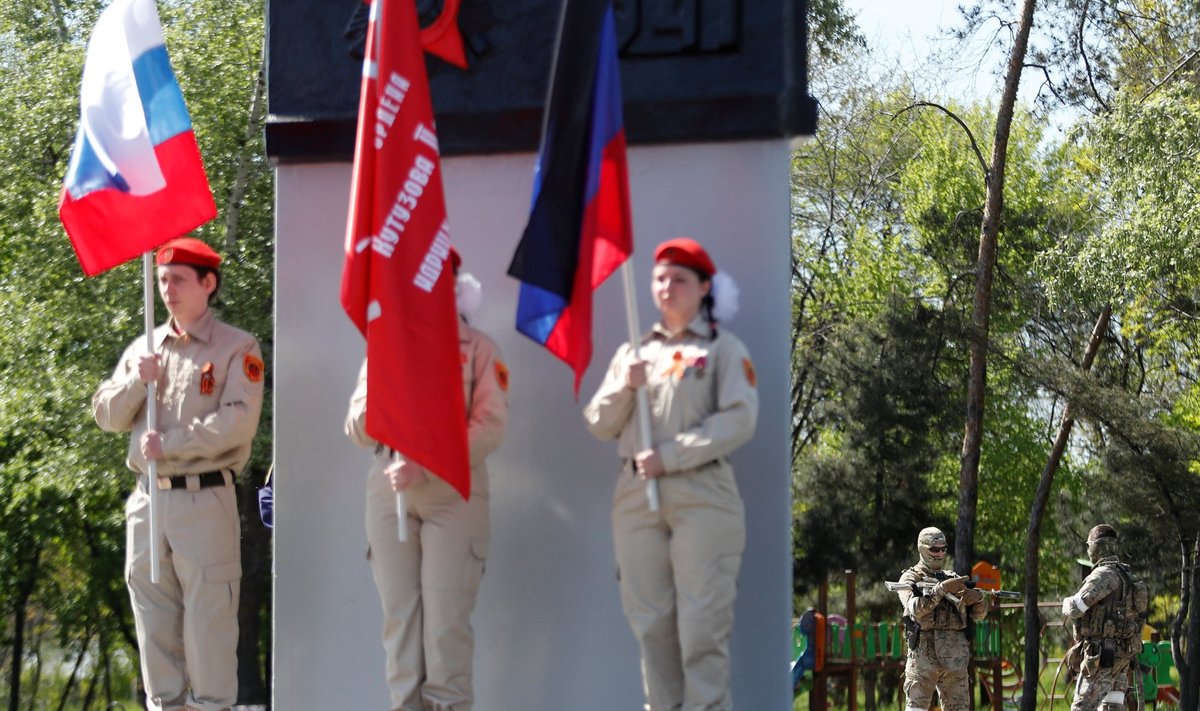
[793,572,1180,710]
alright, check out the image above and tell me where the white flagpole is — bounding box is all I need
[395,492,407,542]
[620,261,660,512]
[142,254,161,584]
[392,452,408,542]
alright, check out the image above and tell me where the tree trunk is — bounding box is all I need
[8,547,40,711]
[100,633,113,709]
[955,0,1039,568]
[223,51,267,252]
[79,664,99,711]
[1020,306,1111,711]
[24,621,41,711]
[53,633,91,711]
[237,465,272,705]
[8,590,23,711]
[81,520,139,653]
[1177,536,1199,711]
[225,47,271,707]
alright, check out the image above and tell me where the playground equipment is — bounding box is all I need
[795,573,1183,711]
[795,570,1012,711]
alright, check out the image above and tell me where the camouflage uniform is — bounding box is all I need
[894,529,987,711]
[1063,526,1145,711]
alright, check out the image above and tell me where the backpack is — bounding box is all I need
[1111,563,1149,640]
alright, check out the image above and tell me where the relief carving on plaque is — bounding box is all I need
[615,0,740,56]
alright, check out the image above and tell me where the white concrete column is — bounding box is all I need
[273,140,792,710]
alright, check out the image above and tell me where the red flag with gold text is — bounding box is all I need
[341,0,470,498]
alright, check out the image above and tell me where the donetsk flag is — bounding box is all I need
[60,0,215,276]
[507,0,633,393]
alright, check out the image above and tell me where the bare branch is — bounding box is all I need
[1024,63,1068,110]
[1077,0,1112,112]
[1140,47,1200,103]
[892,101,989,178]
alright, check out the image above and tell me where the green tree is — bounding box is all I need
[0,0,272,706]
[797,4,1200,710]
[792,28,1121,708]
[794,296,958,591]
[1021,0,1200,113]
[807,0,864,62]
[1039,83,1200,711]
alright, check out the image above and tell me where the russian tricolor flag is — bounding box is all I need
[60,0,216,276]
[507,0,633,393]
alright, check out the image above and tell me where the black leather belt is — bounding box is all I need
[164,471,228,490]
[621,457,722,477]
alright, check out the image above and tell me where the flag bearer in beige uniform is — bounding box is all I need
[585,238,759,711]
[345,251,509,711]
[93,238,264,711]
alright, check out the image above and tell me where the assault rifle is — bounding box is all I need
[884,577,1022,605]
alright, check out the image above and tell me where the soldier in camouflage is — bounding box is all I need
[1062,525,1148,711]
[893,527,989,711]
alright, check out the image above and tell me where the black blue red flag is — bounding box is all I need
[507,0,633,393]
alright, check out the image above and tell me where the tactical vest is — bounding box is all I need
[904,568,968,631]
[1078,561,1147,646]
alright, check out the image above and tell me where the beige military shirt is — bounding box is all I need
[345,320,509,477]
[93,309,265,477]
[584,316,757,472]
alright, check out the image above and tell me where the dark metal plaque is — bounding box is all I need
[266,0,817,162]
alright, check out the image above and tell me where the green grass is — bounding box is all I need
[792,660,1177,711]
[790,663,1076,711]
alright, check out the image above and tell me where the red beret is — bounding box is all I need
[654,238,715,277]
[449,247,462,273]
[156,238,222,269]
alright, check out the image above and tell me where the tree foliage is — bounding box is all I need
[0,0,271,706]
[791,52,1102,608]
[793,3,1200,709]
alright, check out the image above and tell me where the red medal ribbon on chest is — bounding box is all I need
[662,350,687,381]
[200,362,215,395]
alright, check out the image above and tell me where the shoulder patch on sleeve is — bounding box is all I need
[494,359,510,392]
[244,354,265,383]
[742,357,756,387]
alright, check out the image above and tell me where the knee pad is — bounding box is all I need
[1099,689,1125,711]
